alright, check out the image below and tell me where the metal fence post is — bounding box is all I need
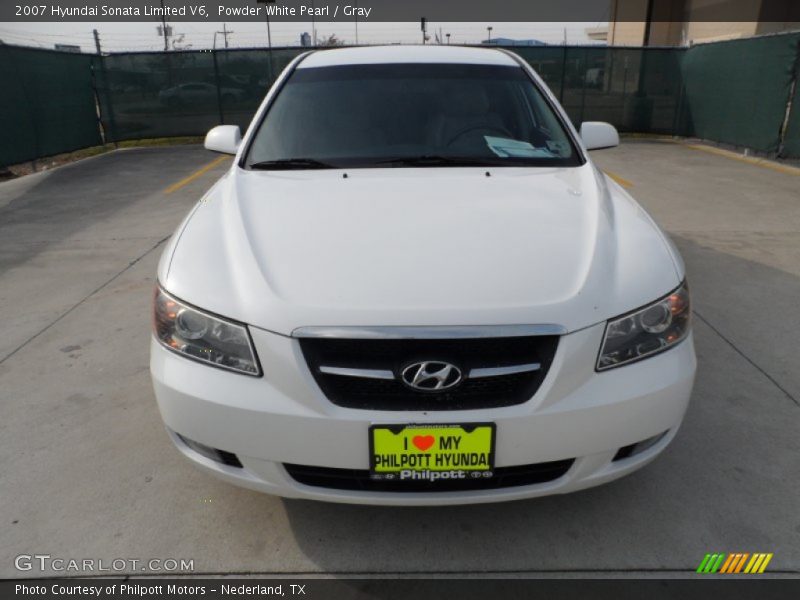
[212,49,225,125]
[672,81,686,137]
[777,37,800,158]
[94,54,119,145]
[579,47,588,125]
[89,57,107,146]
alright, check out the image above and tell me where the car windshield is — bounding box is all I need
[245,63,582,169]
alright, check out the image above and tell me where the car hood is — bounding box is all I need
[160,164,682,335]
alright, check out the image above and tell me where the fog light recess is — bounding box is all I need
[175,432,243,468]
[613,431,669,462]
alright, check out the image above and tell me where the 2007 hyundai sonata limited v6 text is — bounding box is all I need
[150,46,696,505]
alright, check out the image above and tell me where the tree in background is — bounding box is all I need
[317,34,344,48]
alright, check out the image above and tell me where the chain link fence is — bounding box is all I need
[2,33,800,169]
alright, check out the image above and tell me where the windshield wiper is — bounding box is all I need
[250,158,337,170]
[370,155,506,168]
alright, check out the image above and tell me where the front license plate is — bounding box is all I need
[369,423,495,482]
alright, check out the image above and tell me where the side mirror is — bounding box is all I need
[204,125,241,155]
[580,122,619,150]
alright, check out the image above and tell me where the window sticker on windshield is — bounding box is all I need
[484,136,557,158]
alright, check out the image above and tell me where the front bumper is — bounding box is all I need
[150,322,696,505]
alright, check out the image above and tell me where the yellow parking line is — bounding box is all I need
[685,144,800,177]
[604,171,633,188]
[164,155,231,195]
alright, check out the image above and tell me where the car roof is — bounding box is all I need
[297,45,520,69]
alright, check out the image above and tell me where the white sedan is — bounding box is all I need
[150,46,695,505]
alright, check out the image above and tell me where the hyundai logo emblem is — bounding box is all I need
[401,361,462,391]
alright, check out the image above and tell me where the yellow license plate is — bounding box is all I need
[369,423,495,480]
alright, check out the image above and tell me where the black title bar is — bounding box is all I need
[3,0,799,23]
[4,578,800,600]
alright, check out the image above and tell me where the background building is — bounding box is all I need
[605,0,799,46]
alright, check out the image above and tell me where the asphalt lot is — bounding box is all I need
[0,140,798,577]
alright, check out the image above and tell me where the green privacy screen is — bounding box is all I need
[2,33,800,168]
[94,48,304,142]
[94,45,687,142]
[781,46,800,158]
[0,45,102,168]
[65,36,800,159]
[680,32,800,154]
[513,46,686,135]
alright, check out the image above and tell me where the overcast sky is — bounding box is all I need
[0,21,604,52]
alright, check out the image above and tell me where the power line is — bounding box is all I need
[0,23,596,53]
[0,28,95,39]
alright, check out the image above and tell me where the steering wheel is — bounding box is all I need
[445,124,514,148]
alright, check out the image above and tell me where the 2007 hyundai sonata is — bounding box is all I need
[150,46,696,505]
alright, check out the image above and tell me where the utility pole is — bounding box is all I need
[265,1,275,81]
[93,29,102,55]
[214,25,233,50]
[637,0,655,94]
[266,12,272,53]
[487,26,493,43]
[311,0,316,46]
[421,17,426,44]
[159,0,168,51]
[256,1,275,64]
[446,33,450,45]
[266,12,273,79]
[222,23,231,49]
[642,0,655,47]
[354,0,359,45]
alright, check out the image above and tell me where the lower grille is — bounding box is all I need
[284,460,574,492]
[299,335,559,410]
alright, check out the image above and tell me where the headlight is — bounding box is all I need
[153,286,260,376]
[597,282,690,371]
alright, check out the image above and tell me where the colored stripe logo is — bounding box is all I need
[697,553,773,574]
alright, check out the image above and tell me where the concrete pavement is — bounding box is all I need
[0,141,798,577]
